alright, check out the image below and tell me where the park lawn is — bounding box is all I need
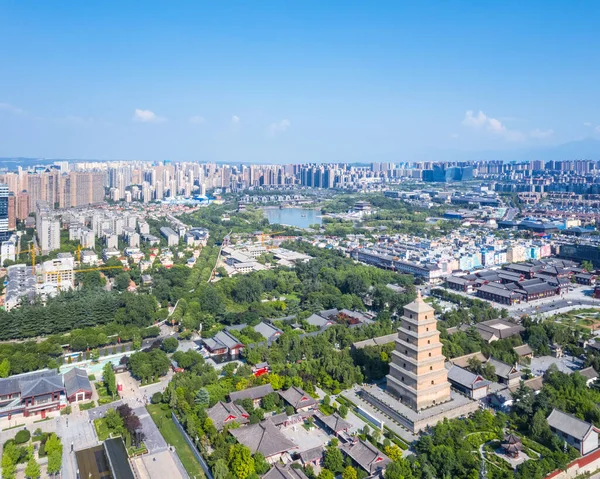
[147,404,206,479]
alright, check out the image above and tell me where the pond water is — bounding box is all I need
[263,207,322,229]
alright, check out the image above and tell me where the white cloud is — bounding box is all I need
[530,128,554,139]
[462,110,524,142]
[596,126,600,134]
[231,115,240,124]
[449,133,459,139]
[0,102,24,115]
[133,109,165,123]
[584,122,592,127]
[268,119,291,136]
[462,110,488,128]
[189,115,206,125]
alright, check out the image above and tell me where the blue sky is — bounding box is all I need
[0,1,599,163]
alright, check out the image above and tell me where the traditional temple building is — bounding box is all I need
[386,291,451,411]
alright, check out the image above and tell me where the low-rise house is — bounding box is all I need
[202,331,245,357]
[253,362,270,377]
[229,419,297,463]
[487,358,521,387]
[262,464,309,479]
[314,411,352,436]
[574,273,596,286]
[207,401,249,431]
[475,319,524,343]
[340,438,391,475]
[547,408,600,455]
[446,365,491,400]
[577,367,598,387]
[298,446,324,468]
[513,344,534,360]
[254,322,283,342]
[279,386,318,412]
[448,351,488,369]
[229,384,275,408]
[305,313,335,329]
[0,369,66,418]
[63,368,93,403]
[351,333,398,351]
[489,376,544,410]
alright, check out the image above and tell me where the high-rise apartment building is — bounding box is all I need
[0,184,10,241]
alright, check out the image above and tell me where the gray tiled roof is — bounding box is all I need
[305,314,330,328]
[262,464,309,479]
[352,333,398,350]
[0,369,58,397]
[577,367,598,381]
[513,344,533,356]
[229,384,274,402]
[447,365,491,390]
[19,372,64,398]
[254,322,282,339]
[340,439,391,474]
[547,408,595,441]
[314,411,352,432]
[230,420,297,457]
[279,387,318,410]
[487,358,519,380]
[299,446,324,464]
[207,401,249,431]
[63,368,92,397]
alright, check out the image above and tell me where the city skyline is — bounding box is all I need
[1,2,600,163]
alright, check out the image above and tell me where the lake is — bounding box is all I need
[263,207,322,229]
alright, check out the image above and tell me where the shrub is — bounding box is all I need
[152,392,163,404]
[14,429,31,444]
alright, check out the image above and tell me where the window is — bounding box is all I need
[429,353,432,357]
[408,326,411,331]
[428,340,431,344]
[402,377,405,382]
[405,350,408,355]
[410,314,413,319]
[430,366,433,370]
[403,363,406,368]
[426,327,429,331]
[431,380,434,385]
[425,315,428,319]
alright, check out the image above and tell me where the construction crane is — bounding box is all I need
[14,244,39,274]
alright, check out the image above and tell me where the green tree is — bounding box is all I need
[114,272,132,291]
[195,388,210,407]
[161,337,179,353]
[342,466,357,479]
[47,451,62,476]
[384,460,415,479]
[253,453,270,475]
[45,433,63,456]
[103,362,117,398]
[582,260,594,273]
[0,358,10,378]
[318,469,334,479]
[24,457,41,479]
[228,444,255,479]
[339,404,348,418]
[213,459,230,479]
[1,456,16,479]
[324,445,344,473]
